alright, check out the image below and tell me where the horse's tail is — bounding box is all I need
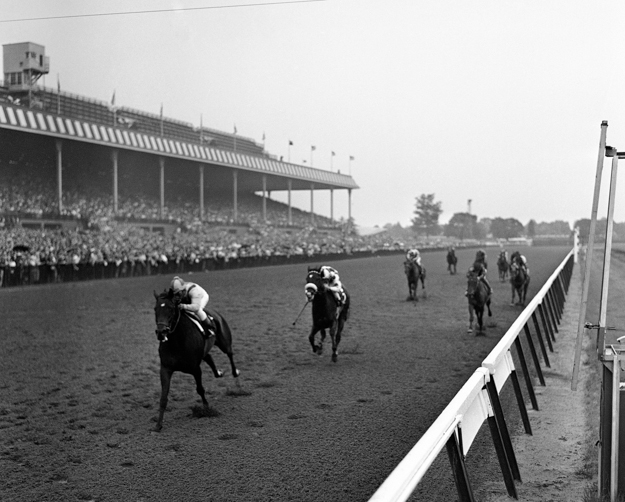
[206,308,233,353]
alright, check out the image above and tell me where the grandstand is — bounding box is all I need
[0,42,358,228]
[0,42,370,287]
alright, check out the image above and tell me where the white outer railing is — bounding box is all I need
[369,249,575,501]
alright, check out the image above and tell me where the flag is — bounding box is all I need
[234,124,237,134]
[57,74,60,93]
[349,156,355,160]
[331,151,335,156]
[160,103,163,118]
[262,132,266,142]
[289,140,293,146]
[111,90,116,107]
[311,145,316,151]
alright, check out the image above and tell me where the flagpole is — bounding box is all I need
[160,103,163,136]
[56,73,60,115]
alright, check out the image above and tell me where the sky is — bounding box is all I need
[2,0,625,229]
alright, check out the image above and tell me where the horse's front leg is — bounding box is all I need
[155,366,173,432]
[191,366,209,410]
[468,304,474,333]
[510,285,516,305]
[420,277,427,298]
[309,327,324,354]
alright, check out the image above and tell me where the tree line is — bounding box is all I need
[410,193,577,240]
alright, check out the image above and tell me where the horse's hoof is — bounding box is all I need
[153,424,163,432]
[215,369,224,378]
[332,354,338,363]
[467,328,473,333]
[234,369,241,377]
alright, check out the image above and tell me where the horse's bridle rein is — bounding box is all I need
[155,299,181,342]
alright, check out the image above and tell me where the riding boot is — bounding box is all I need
[200,317,216,339]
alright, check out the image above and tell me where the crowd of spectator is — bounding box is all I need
[0,168,405,287]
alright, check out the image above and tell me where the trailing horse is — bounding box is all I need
[153,289,240,431]
[497,252,509,282]
[304,267,350,362]
[509,262,530,306]
[446,249,458,275]
[467,270,492,334]
[404,260,426,301]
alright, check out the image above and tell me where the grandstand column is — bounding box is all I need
[159,157,165,219]
[262,175,267,222]
[55,139,63,213]
[111,149,119,214]
[199,164,204,220]
[233,170,238,222]
[348,189,352,223]
[310,183,315,225]
[287,179,292,226]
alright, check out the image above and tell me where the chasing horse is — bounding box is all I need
[405,247,427,300]
[152,278,240,431]
[466,261,492,334]
[304,265,350,363]
[404,259,426,301]
[509,252,530,306]
[497,249,509,282]
[446,246,458,275]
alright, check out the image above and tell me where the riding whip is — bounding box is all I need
[292,300,311,326]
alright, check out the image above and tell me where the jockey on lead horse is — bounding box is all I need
[169,276,216,339]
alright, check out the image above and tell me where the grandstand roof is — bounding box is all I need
[0,89,359,193]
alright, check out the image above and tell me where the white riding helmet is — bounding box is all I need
[170,276,185,292]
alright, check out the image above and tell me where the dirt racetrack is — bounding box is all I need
[0,246,570,502]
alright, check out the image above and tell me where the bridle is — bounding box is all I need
[155,297,181,342]
[305,270,324,300]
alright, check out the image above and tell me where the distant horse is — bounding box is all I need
[304,267,350,362]
[446,249,458,275]
[153,289,240,431]
[404,260,427,301]
[497,252,509,282]
[509,262,530,306]
[467,269,492,334]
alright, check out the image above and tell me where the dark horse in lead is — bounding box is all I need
[404,259,426,301]
[153,289,240,431]
[304,267,350,362]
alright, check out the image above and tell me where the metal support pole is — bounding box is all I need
[611,352,620,501]
[573,121,608,390]
[597,153,619,354]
